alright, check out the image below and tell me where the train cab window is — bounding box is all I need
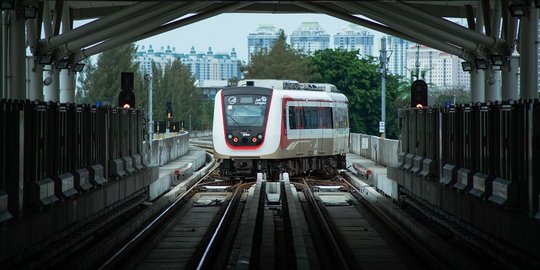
[224,95,268,127]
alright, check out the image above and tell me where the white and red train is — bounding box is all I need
[212,79,349,178]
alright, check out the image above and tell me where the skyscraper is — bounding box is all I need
[247,24,280,62]
[290,22,330,55]
[406,45,470,89]
[334,24,375,57]
[386,36,410,78]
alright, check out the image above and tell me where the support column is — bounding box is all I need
[42,1,59,102]
[1,11,5,98]
[9,8,26,100]
[471,68,485,102]
[471,2,485,103]
[59,70,75,103]
[519,5,539,99]
[502,54,519,100]
[26,56,43,101]
[59,4,74,103]
[44,67,59,102]
[485,70,501,102]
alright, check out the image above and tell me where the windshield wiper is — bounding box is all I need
[226,112,242,126]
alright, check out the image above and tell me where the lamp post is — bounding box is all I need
[144,73,153,164]
[379,37,387,138]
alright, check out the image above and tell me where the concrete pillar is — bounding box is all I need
[471,2,485,103]
[471,68,486,102]
[42,1,59,102]
[501,55,519,100]
[9,8,26,100]
[519,5,539,99]
[26,56,43,101]
[44,67,59,102]
[485,70,501,102]
[59,70,75,103]
[59,4,75,103]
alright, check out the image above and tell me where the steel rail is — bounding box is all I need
[300,178,353,270]
[196,181,254,270]
[98,165,217,270]
[338,175,449,270]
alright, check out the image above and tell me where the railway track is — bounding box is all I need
[91,169,469,270]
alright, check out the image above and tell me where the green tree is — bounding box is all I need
[245,30,315,82]
[309,49,404,139]
[153,60,199,130]
[81,43,141,106]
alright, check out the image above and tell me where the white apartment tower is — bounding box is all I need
[406,45,470,90]
[334,24,375,57]
[247,24,280,62]
[290,22,330,55]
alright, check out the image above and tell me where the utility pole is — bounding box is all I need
[380,37,387,138]
[415,43,420,81]
[144,72,153,164]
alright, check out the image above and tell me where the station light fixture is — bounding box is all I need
[39,54,54,65]
[72,63,85,72]
[490,55,504,67]
[24,6,36,18]
[55,59,70,69]
[461,61,473,72]
[475,58,488,70]
[509,4,525,17]
[1,0,14,10]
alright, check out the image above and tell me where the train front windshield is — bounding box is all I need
[224,95,268,127]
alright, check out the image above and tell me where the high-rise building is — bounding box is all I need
[386,36,410,78]
[406,45,470,90]
[290,22,330,55]
[247,24,280,62]
[333,24,375,57]
[135,45,241,83]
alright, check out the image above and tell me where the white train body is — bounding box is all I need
[212,80,349,177]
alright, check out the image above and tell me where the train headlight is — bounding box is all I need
[232,137,238,143]
[257,134,263,139]
[227,134,233,139]
[251,137,257,143]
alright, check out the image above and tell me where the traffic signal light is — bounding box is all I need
[118,90,135,108]
[411,79,428,108]
[166,102,173,120]
[118,72,135,108]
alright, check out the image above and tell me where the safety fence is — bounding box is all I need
[397,99,540,217]
[0,100,147,220]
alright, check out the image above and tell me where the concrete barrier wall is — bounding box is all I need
[190,130,212,138]
[349,133,399,167]
[148,132,190,166]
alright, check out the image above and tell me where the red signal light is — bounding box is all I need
[123,104,131,109]
[415,104,423,109]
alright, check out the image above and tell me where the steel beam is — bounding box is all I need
[364,2,479,52]
[334,1,468,60]
[388,1,505,50]
[38,2,157,54]
[43,0,59,102]
[1,11,5,99]
[58,2,183,60]
[75,2,212,61]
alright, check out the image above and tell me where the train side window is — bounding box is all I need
[288,106,296,129]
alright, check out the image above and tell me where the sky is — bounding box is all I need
[135,13,385,63]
